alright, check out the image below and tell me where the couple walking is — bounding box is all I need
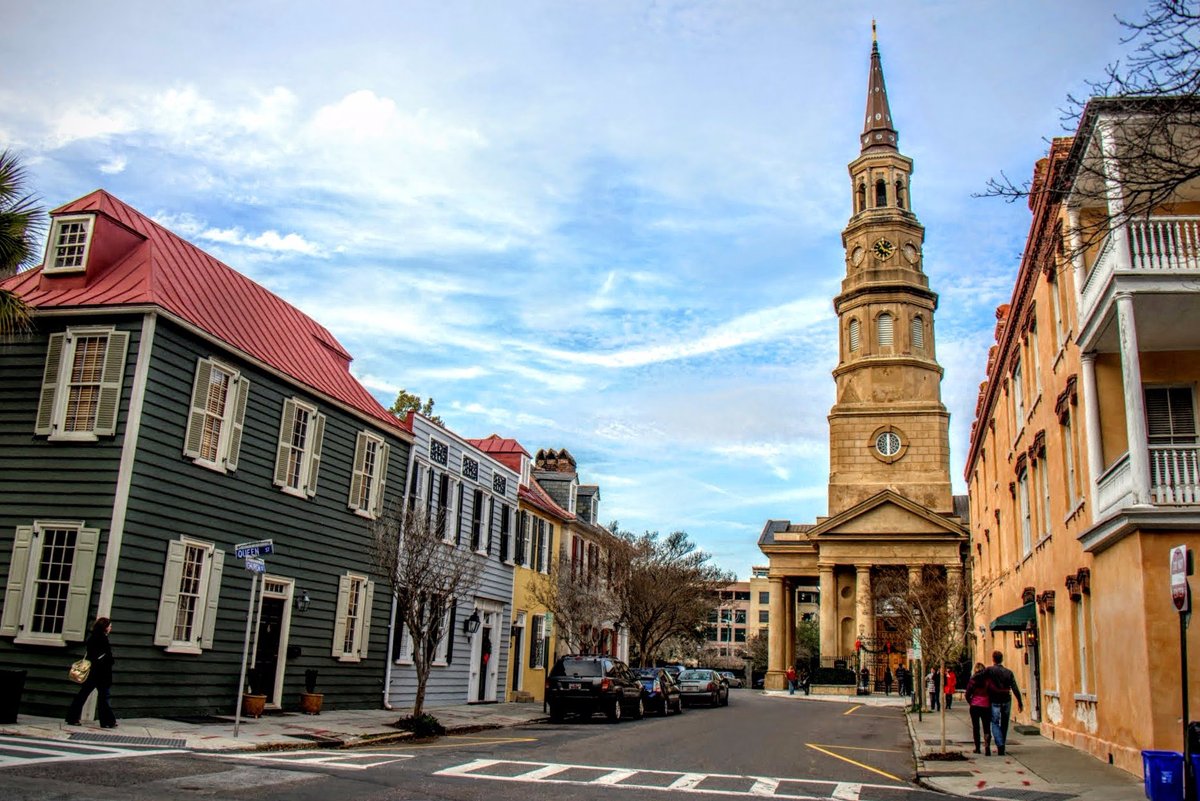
[965,650,1024,755]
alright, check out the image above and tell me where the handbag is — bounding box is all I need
[68,657,91,684]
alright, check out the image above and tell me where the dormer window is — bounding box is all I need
[45,215,94,274]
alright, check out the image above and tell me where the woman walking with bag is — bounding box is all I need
[965,662,993,755]
[65,617,117,728]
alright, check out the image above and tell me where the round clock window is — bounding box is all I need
[876,431,901,457]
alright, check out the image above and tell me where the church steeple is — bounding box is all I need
[861,21,898,154]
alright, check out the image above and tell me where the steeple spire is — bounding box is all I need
[861,21,898,153]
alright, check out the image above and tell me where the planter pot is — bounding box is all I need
[299,692,324,715]
[241,693,267,719]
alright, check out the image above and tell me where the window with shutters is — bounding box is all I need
[332,573,373,662]
[349,430,390,518]
[153,536,224,654]
[514,510,528,566]
[36,327,129,441]
[499,503,512,563]
[1145,387,1197,444]
[470,488,486,552]
[876,312,894,347]
[1018,468,1032,557]
[1,521,100,646]
[911,315,924,351]
[529,613,547,669]
[183,358,249,472]
[44,215,94,274]
[848,318,860,352]
[1012,360,1025,427]
[273,398,325,498]
[1038,459,1053,542]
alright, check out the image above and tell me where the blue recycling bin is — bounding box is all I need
[1143,750,1183,801]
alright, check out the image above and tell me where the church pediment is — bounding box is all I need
[808,490,965,539]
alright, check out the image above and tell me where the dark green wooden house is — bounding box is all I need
[0,190,411,718]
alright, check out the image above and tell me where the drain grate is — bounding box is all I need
[70,732,187,748]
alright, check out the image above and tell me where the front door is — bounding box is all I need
[511,613,524,693]
[469,601,503,703]
[477,626,493,701]
[254,577,294,708]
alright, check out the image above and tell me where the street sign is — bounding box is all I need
[911,627,922,660]
[1171,545,1190,612]
[235,540,274,559]
[244,556,266,574]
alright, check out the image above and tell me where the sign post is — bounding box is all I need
[1171,545,1192,801]
[232,540,274,739]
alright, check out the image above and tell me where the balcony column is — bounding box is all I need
[819,564,837,663]
[1080,353,1104,511]
[766,576,787,690]
[1116,292,1152,504]
[1098,121,1133,270]
[1067,205,1087,305]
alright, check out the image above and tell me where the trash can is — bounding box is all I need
[1143,750,1184,801]
[0,669,26,724]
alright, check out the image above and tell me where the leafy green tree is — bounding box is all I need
[388,389,443,425]
[0,149,44,336]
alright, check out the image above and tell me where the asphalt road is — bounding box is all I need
[1,692,950,801]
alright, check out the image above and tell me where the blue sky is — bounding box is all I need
[2,1,1146,579]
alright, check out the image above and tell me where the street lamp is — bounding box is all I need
[463,610,481,635]
[293,590,311,613]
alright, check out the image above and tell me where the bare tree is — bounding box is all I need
[873,567,971,754]
[617,529,733,667]
[982,0,1200,256]
[371,501,482,720]
[528,545,623,656]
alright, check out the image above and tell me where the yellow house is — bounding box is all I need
[468,436,573,702]
[967,98,1200,777]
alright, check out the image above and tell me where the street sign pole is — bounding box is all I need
[1171,544,1193,801]
[233,570,259,739]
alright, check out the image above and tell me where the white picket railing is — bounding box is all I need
[1150,445,1200,505]
[1079,216,1200,324]
[1095,453,1134,518]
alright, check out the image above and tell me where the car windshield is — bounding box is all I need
[678,670,710,681]
[552,658,604,678]
[635,669,659,678]
[720,672,734,678]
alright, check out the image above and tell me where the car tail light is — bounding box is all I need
[707,681,716,691]
[545,678,552,691]
[600,678,611,691]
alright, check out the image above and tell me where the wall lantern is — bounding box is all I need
[294,589,311,613]
[463,610,481,635]
[1014,630,1025,649]
[1023,621,1038,648]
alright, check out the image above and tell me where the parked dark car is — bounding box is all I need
[677,669,729,707]
[546,656,645,723]
[635,668,683,715]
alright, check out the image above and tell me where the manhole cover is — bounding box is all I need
[70,732,187,748]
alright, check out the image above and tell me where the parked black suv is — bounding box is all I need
[546,655,644,723]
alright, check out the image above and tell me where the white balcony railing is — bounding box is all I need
[1150,444,1200,505]
[1079,216,1200,324]
[1095,452,1134,518]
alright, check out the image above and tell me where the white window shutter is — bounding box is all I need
[348,431,368,510]
[358,580,374,658]
[306,412,326,497]
[35,334,66,435]
[877,313,894,347]
[225,375,250,471]
[848,319,860,352]
[94,331,129,436]
[912,316,925,350]
[200,548,224,649]
[183,359,213,458]
[61,526,99,643]
[0,526,34,636]
[154,540,188,646]
[331,574,352,658]
[273,399,297,487]
[373,443,390,518]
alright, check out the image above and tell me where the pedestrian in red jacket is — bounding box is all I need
[943,667,957,710]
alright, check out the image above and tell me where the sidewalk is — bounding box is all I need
[761,689,909,707]
[0,702,549,752]
[906,703,1144,801]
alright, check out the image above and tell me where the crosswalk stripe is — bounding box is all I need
[831,783,862,801]
[515,763,573,780]
[749,777,779,795]
[668,772,708,789]
[594,768,639,785]
[209,750,415,771]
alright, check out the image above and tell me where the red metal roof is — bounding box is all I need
[2,190,407,435]
[466,434,528,474]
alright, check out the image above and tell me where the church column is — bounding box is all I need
[819,564,837,662]
[783,579,796,671]
[908,564,923,590]
[945,563,963,620]
[766,576,787,690]
[856,565,874,644]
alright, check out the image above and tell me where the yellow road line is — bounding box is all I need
[843,705,862,716]
[805,743,903,783]
[809,743,903,754]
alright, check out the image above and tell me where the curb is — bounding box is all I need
[213,714,553,753]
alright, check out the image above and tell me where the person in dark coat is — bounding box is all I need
[983,650,1023,755]
[965,662,993,754]
[66,617,117,728]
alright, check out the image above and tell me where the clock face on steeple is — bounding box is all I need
[872,238,895,260]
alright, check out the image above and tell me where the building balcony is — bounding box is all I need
[1095,444,1200,519]
[1078,217,1200,352]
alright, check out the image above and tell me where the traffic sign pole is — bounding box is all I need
[233,570,259,739]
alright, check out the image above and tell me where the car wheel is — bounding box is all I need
[721,689,729,707]
[606,698,622,723]
[677,698,685,714]
[633,697,644,720]
[711,691,719,707]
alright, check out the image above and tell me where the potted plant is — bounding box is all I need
[299,669,323,715]
[241,669,267,719]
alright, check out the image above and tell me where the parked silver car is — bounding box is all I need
[719,670,744,689]
[676,669,729,707]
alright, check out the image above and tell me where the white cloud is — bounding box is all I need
[98,155,127,174]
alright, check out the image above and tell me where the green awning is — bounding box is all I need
[990,602,1036,632]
